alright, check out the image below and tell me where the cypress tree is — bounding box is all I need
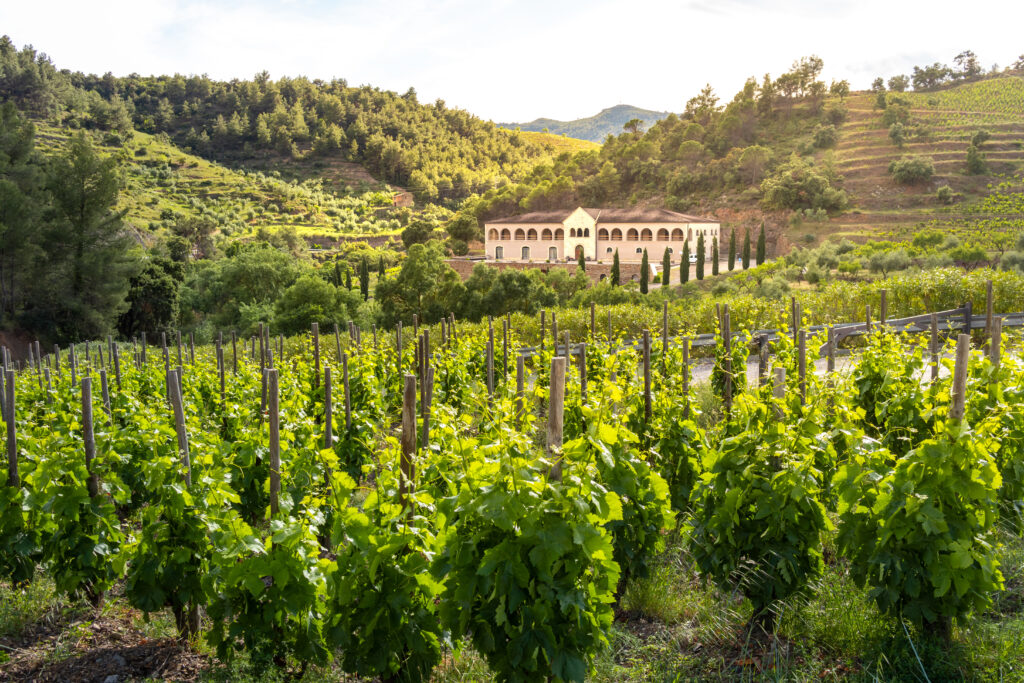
[743,228,751,270]
[712,236,719,276]
[378,255,385,279]
[757,221,767,265]
[640,249,649,294]
[728,228,736,271]
[611,249,620,286]
[661,249,671,285]
[681,240,690,284]
[359,257,370,300]
[345,267,353,291]
[696,234,705,281]
[577,248,586,272]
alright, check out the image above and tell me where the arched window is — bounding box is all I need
[548,246,557,260]
[514,228,526,240]
[627,228,639,241]
[635,247,643,254]
[495,246,504,260]
[598,228,608,240]
[583,228,590,237]
[641,229,653,242]
[527,228,537,240]
[569,228,577,237]
[657,228,669,241]
[687,228,692,240]
[606,247,613,253]
[554,228,564,239]
[611,228,622,241]
[542,228,552,240]
[488,228,498,241]
[501,228,511,240]
[521,246,530,260]
[671,228,683,240]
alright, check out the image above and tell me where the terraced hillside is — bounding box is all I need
[824,77,1024,245]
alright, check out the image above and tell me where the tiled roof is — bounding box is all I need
[487,206,716,224]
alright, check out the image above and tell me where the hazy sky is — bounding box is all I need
[2,0,1021,122]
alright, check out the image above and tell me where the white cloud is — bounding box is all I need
[1,0,1020,122]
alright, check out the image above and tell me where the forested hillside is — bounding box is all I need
[0,35,573,203]
[500,104,673,142]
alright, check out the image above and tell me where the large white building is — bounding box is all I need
[484,207,720,264]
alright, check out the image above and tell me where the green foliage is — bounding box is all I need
[711,237,719,276]
[760,154,848,212]
[272,274,360,335]
[688,388,831,625]
[835,417,1004,629]
[888,156,934,184]
[757,223,766,265]
[696,235,705,281]
[812,124,837,148]
[375,242,464,325]
[610,249,620,286]
[680,241,690,284]
[966,144,987,174]
[639,249,649,294]
[660,248,671,285]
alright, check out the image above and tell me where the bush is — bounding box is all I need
[936,185,955,204]
[966,145,987,175]
[813,124,837,148]
[867,249,911,277]
[760,154,848,212]
[888,122,906,148]
[970,129,991,147]
[888,156,934,185]
[825,103,848,125]
[838,259,860,274]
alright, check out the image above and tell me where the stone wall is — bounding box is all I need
[446,259,646,283]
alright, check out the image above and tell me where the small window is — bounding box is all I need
[606,247,612,253]
[548,246,557,260]
[521,246,530,260]
[636,247,643,254]
[583,228,590,237]
[495,246,504,260]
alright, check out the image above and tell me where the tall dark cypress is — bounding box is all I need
[610,249,620,286]
[696,234,705,281]
[712,236,719,276]
[757,221,767,266]
[728,228,736,271]
[743,228,752,270]
[640,249,649,294]
[681,240,690,284]
[661,249,671,285]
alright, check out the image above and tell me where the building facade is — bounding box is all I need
[484,207,719,264]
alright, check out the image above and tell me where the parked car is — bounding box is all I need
[688,254,698,264]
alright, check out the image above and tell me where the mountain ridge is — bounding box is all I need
[499,104,673,142]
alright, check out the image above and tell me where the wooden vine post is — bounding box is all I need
[547,356,566,482]
[540,310,546,352]
[268,368,280,517]
[798,329,807,405]
[81,377,100,499]
[930,313,940,381]
[773,366,786,420]
[5,370,16,488]
[590,302,596,338]
[989,317,1002,373]
[662,300,669,376]
[168,369,192,488]
[681,338,691,418]
[949,334,970,422]
[342,353,352,431]
[642,330,652,423]
[399,374,416,509]
[516,355,525,424]
[758,334,769,386]
[880,289,888,327]
[722,305,732,414]
[985,279,994,347]
[826,326,836,374]
[311,322,321,391]
[324,366,333,450]
[579,343,587,400]
[865,304,872,334]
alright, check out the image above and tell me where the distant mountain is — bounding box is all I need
[499,105,673,143]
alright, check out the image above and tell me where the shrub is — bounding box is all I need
[936,185,955,204]
[825,102,848,125]
[966,145,987,175]
[888,122,906,148]
[970,129,991,147]
[813,124,837,148]
[888,156,934,185]
[761,154,848,212]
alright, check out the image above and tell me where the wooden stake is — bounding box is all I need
[168,369,192,488]
[268,368,280,517]
[5,370,16,488]
[540,310,546,352]
[827,326,835,373]
[798,329,807,405]
[311,322,321,390]
[580,342,587,400]
[880,289,888,326]
[100,369,111,417]
[547,356,566,481]
[232,330,238,375]
[865,304,872,334]
[590,302,596,338]
[113,345,121,390]
[324,366,333,449]
[399,374,416,508]
[516,355,525,423]
[758,335,769,386]
[773,367,786,419]
[930,313,939,382]
[81,377,99,499]
[643,330,652,422]
[342,353,351,431]
[989,316,1002,372]
[949,334,970,422]
[176,330,182,367]
[662,301,669,375]
[682,338,690,418]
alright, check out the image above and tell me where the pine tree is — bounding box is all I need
[359,258,370,300]
[696,234,705,281]
[661,248,671,285]
[577,249,586,272]
[712,237,719,276]
[640,249,650,294]
[743,228,752,270]
[757,221,767,266]
[681,240,690,284]
[611,249,620,286]
[728,228,736,271]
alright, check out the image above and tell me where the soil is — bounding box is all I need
[1,610,209,683]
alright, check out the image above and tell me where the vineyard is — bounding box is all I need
[1,297,1024,681]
